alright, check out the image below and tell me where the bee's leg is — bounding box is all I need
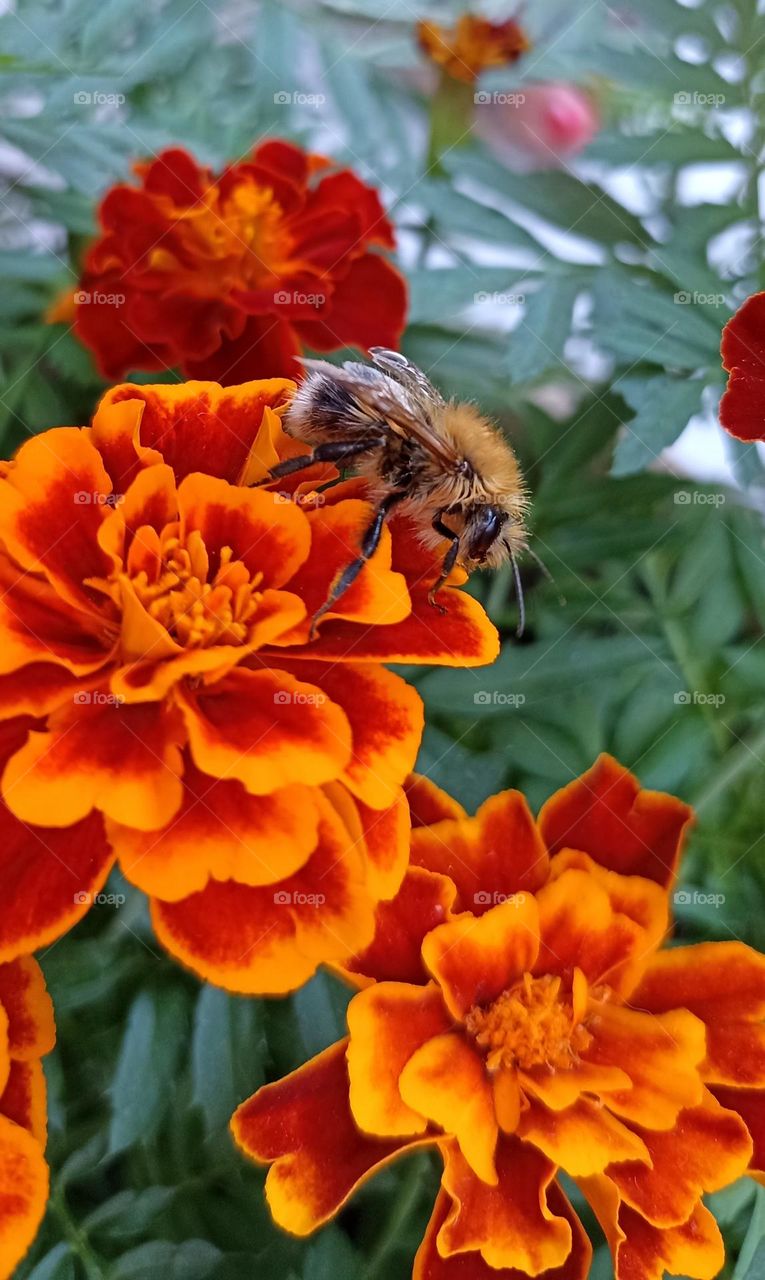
[428,516,461,614]
[256,438,379,483]
[309,490,406,640]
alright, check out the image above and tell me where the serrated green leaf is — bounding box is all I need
[612,374,706,474]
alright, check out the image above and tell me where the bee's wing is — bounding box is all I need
[298,354,459,468]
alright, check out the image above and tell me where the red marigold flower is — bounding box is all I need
[0,378,497,994]
[418,14,529,84]
[232,756,763,1280]
[720,292,765,441]
[71,141,407,384]
[0,956,55,1276]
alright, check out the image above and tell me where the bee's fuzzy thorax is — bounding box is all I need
[440,402,526,503]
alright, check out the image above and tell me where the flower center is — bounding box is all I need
[465,973,591,1073]
[128,527,265,650]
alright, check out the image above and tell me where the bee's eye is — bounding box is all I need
[466,506,506,561]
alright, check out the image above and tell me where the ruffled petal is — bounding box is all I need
[151,792,376,994]
[411,790,549,915]
[720,293,765,442]
[0,1061,47,1144]
[399,1032,498,1184]
[294,254,407,353]
[343,866,458,985]
[438,1135,572,1273]
[608,1090,752,1227]
[538,755,691,888]
[324,783,410,902]
[178,667,352,796]
[111,759,320,900]
[414,1182,591,1280]
[710,1086,765,1175]
[231,1040,431,1235]
[0,1113,48,1278]
[422,897,540,1021]
[0,960,54,1060]
[631,941,765,1022]
[406,774,468,828]
[584,1004,705,1129]
[346,982,452,1136]
[3,696,185,831]
[517,1096,649,1177]
[0,557,113,679]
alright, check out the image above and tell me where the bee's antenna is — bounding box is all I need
[510,550,525,638]
[524,547,566,607]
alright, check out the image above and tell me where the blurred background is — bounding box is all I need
[3,0,765,1275]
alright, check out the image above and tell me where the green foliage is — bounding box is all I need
[4,0,765,1276]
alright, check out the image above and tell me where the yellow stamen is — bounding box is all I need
[465,973,591,1074]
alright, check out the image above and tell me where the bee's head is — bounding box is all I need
[460,501,527,568]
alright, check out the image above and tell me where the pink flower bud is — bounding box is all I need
[474,82,600,168]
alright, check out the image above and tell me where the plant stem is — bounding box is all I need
[50,1187,106,1280]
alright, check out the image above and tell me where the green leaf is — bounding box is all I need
[191,985,266,1132]
[108,986,189,1154]
[734,1186,765,1280]
[24,1244,75,1280]
[611,374,706,474]
[508,276,583,384]
[113,1240,222,1280]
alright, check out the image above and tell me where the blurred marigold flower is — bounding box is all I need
[69,141,407,383]
[0,956,54,1277]
[720,292,765,441]
[232,756,764,1280]
[418,14,529,83]
[0,379,497,994]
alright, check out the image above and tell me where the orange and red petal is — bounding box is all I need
[151,792,375,994]
[632,941,765,1022]
[94,378,294,488]
[438,1136,573,1274]
[399,1031,498,1184]
[608,1090,751,1228]
[538,755,691,888]
[616,1203,724,1280]
[184,313,303,385]
[111,760,320,901]
[0,959,54,1061]
[346,981,452,1137]
[0,1061,47,1144]
[517,1095,649,1178]
[0,428,115,618]
[584,1004,705,1129]
[0,558,113,680]
[231,1040,432,1236]
[422,896,540,1021]
[2,697,185,831]
[0,1113,48,1278]
[406,774,468,828]
[710,1085,765,1175]
[414,1182,591,1280]
[343,866,458,985]
[276,660,423,810]
[324,783,410,902]
[720,293,765,442]
[179,667,352,797]
[295,254,407,353]
[411,790,549,916]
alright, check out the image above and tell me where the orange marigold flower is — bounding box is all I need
[0,956,55,1277]
[720,292,765,441]
[232,756,764,1280]
[0,378,497,995]
[418,14,529,84]
[71,141,407,384]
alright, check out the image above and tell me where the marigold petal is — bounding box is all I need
[584,1004,705,1129]
[295,254,407,353]
[493,1070,522,1135]
[0,960,54,1060]
[720,293,765,442]
[0,1061,47,1144]
[179,667,352,796]
[710,1085,765,1175]
[438,1135,573,1273]
[324,783,410,901]
[406,774,468,828]
[3,697,185,831]
[412,790,549,915]
[616,1203,724,1280]
[0,665,89,718]
[231,1040,431,1235]
[519,1060,631,1112]
[0,429,114,615]
[94,379,294,488]
[0,558,113,679]
[346,981,452,1136]
[400,1031,498,1184]
[608,1090,752,1227]
[422,897,540,1021]
[517,1096,649,1177]
[538,755,691,888]
[111,761,319,901]
[343,866,458,986]
[414,1183,591,1280]
[0,1112,48,1278]
[152,792,375,994]
[632,941,765,1021]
